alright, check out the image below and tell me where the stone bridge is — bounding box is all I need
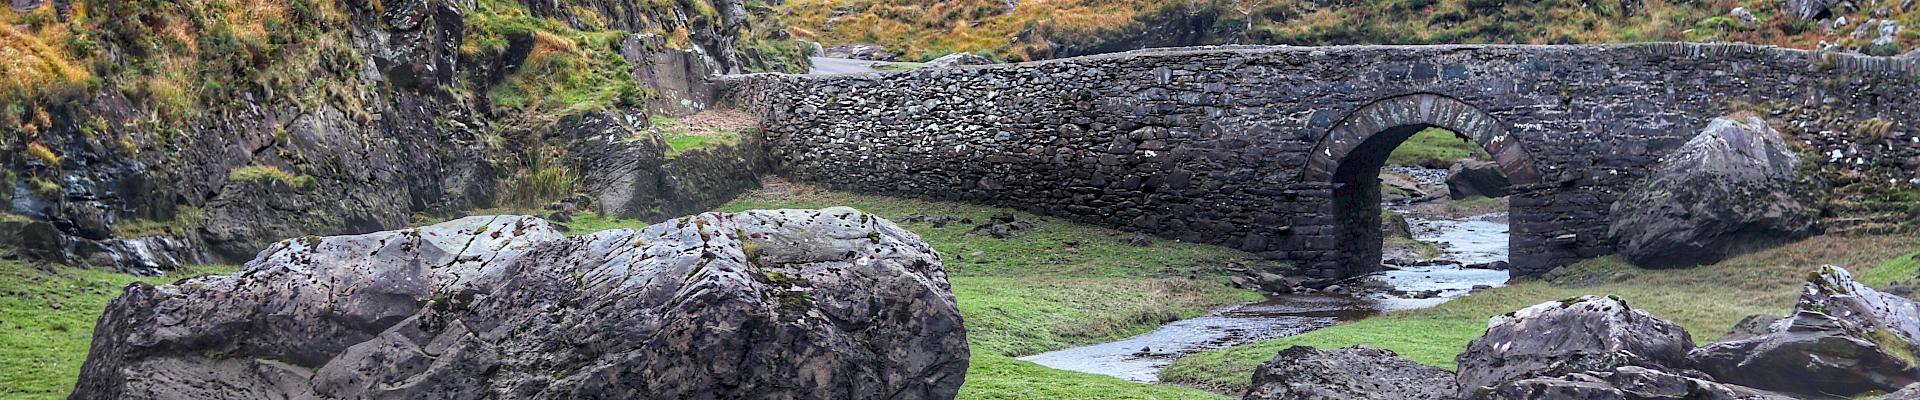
[723,43,1920,279]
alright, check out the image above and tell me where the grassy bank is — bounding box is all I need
[1386,128,1487,169]
[721,185,1259,399]
[1160,234,1920,391]
[0,261,236,399]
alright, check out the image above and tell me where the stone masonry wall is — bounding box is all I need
[723,43,1920,278]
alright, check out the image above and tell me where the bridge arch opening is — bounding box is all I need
[1303,94,1544,278]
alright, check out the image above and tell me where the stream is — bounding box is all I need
[1017,210,1511,383]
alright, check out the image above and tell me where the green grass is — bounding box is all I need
[960,354,1227,399]
[1859,250,1920,287]
[0,261,237,400]
[1385,128,1487,169]
[109,205,205,238]
[1160,235,1920,391]
[649,115,747,157]
[722,187,1255,398]
[664,134,739,156]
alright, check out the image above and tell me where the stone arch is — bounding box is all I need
[1299,93,1547,277]
[1303,93,1541,184]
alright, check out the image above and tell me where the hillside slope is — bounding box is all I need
[781,0,1918,61]
[0,0,808,271]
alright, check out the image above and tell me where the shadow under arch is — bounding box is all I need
[1300,93,1548,278]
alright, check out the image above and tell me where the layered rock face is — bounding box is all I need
[1455,296,1697,398]
[72,208,968,399]
[1486,366,1791,400]
[1688,266,1920,396]
[1243,346,1457,400]
[3,0,797,274]
[1607,115,1820,267]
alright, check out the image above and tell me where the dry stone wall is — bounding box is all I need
[725,43,1920,278]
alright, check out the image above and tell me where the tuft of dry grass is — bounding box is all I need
[24,142,61,166]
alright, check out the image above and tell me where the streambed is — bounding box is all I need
[1017,211,1510,383]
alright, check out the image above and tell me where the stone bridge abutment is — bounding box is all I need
[723,43,1920,279]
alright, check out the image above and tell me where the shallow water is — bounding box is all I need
[1371,211,1512,311]
[1015,295,1371,383]
[1016,211,1511,382]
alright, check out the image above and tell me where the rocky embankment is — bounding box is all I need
[72,208,968,399]
[1,0,803,274]
[1242,266,1920,399]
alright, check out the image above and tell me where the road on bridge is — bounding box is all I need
[808,57,921,75]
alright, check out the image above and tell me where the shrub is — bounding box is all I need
[498,153,578,208]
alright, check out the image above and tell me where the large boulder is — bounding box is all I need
[1688,266,1920,396]
[1456,295,1695,398]
[1607,115,1818,268]
[1487,366,1792,400]
[1445,159,1511,200]
[72,208,969,399]
[1243,346,1458,400]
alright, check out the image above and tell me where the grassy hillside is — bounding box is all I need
[1159,234,1920,391]
[0,261,236,400]
[0,0,807,135]
[782,0,1919,62]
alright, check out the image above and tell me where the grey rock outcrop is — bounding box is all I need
[1456,295,1695,398]
[1787,0,1833,20]
[72,209,969,399]
[925,52,996,68]
[1487,366,1792,400]
[1891,383,1920,400]
[1607,115,1819,268]
[1244,346,1458,400]
[1688,266,1920,396]
[1718,315,1783,342]
[1446,159,1511,200]
[558,111,771,221]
